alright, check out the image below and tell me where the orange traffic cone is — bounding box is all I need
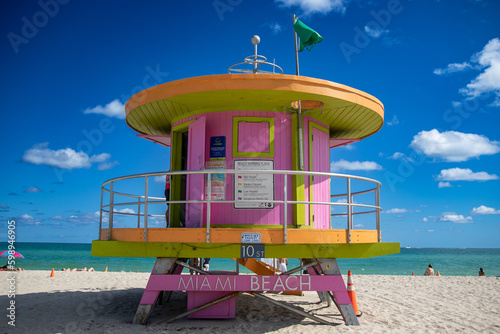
[104,266,108,272]
[347,270,362,317]
[50,268,55,278]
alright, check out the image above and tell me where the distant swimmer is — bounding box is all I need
[479,268,485,276]
[424,264,434,276]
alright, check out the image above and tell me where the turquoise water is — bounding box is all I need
[2,243,499,276]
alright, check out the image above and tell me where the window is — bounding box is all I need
[233,117,274,158]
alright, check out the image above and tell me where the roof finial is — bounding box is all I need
[228,35,283,74]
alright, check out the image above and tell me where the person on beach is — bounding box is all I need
[188,258,200,274]
[0,264,23,271]
[165,173,171,227]
[479,268,485,276]
[278,258,288,273]
[424,264,434,276]
[62,267,95,272]
[203,258,210,271]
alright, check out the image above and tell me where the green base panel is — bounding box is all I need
[91,240,400,259]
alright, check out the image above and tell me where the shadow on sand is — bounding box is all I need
[2,289,344,333]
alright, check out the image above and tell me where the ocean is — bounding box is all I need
[2,242,499,277]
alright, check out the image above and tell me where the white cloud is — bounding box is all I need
[364,25,388,39]
[23,143,115,170]
[51,212,100,225]
[24,186,42,193]
[269,22,282,35]
[149,215,167,226]
[436,168,498,181]
[15,213,41,225]
[438,181,452,188]
[387,152,414,162]
[471,205,500,215]
[389,152,405,160]
[422,217,428,222]
[433,62,474,75]
[114,208,137,214]
[83,99,125,119]
[490,97,500,106]
[410,129,500,162]
[97,161,119,170]
[154,176,166,183]
[437,212,473,224]
[333,198,358,204]
[330,159,382,172]
[428,230,434,232]
[275,0,349,15]
[459,38,500,103]
[385,208,408,214]
[386,115,399,126]
[435,38,500,106]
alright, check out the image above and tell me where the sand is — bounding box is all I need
[1,270,499,333]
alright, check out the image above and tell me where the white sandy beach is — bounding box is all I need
[1,270,499,333]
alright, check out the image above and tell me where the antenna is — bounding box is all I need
[228,35,283,74]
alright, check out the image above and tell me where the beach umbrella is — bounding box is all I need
[0,250,24,258]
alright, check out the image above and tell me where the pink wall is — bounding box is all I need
[174,111,293,227]
[173,111,330,228]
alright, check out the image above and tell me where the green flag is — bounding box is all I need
[293,19,323,52]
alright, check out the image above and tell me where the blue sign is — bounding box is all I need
[210,136,226,159]
[241,244,265,258]
[241,233,262,243]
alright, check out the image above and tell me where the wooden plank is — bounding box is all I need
[99,227,379,244]
[91,240,400,259]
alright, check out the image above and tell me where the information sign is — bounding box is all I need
[210,136,226,160]
[241,233,262,243]
[205,161,225,201]
[234,160,274,209]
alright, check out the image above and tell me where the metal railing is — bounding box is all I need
[99,170,382,244]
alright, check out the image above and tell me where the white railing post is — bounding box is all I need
[350,193,354,231]
[283,173,288,244]
[329,176,332,230]
[347,178,352,243]
[137,197,141,228]
[108,181,114,241]
[99,187,103,240]
[376,183,381,242]
[206,172,211,243]
[144,176,149,242]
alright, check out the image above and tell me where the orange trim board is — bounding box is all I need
[126,74,384,118]
[100,228,379,244]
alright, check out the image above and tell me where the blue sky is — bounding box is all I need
[1,0,499,247]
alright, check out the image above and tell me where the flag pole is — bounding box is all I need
[293,14,304,170]
[293,14,300,76]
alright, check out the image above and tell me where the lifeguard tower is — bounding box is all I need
[91,35,399,326]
